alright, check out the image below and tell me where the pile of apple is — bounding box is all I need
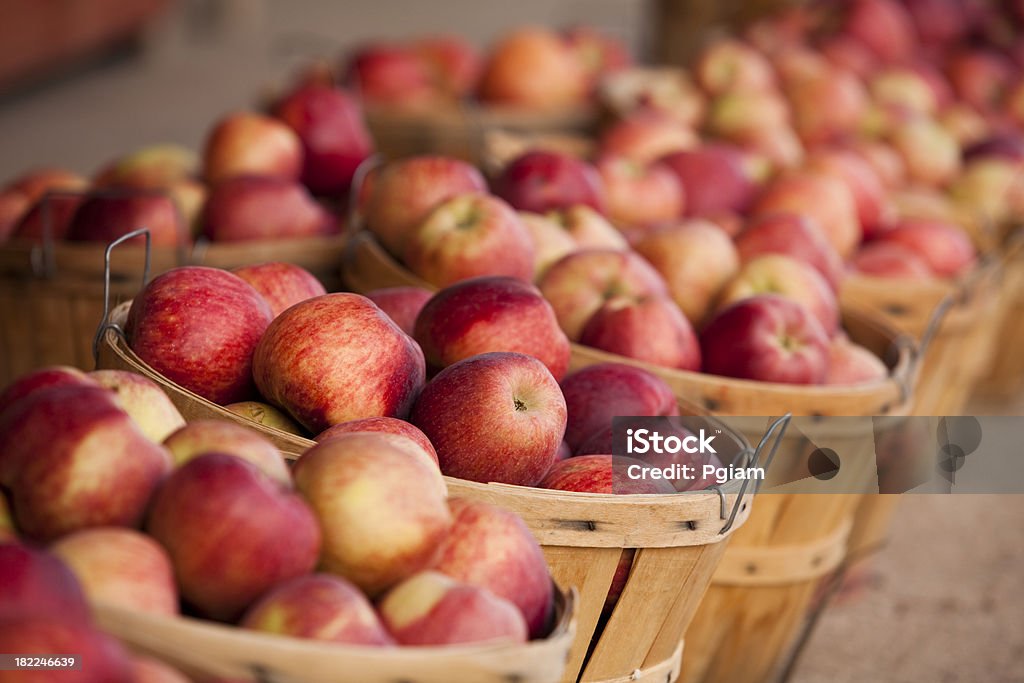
[340,26,629,112]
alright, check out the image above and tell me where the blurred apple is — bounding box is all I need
[518,212,578,277]
[819,34,878,77]
[94,144,196,188]
[660,145,759,218]
[203,112,302,185]
[224,401,305,435]
[940,103,990,148]
[842,0,917,63]
[707,90,791,144]
[365,286,434,336]
[596,155,684,228]
[734,213,844,291]
[845,138,907,191]
[414,35,482,98]
[787,65,868,146]
[0,617,133,683]
[67,192,186,247]
[888,118,961,187]
[131,656,192,683]
[599,67,706,127]
[347,43,438,109]
[949,157,1024,225]
[564,25,631,92]
[875,219,976,277]
[201,176,337,242]
[232,261,326,317]
[868,68,937,117]
[0,492,13,541]
[851,242,936,279]
[539,455,676,494]
[88,370,185,443]
[478,27,587,109]
[580,295,701,370]
[0,542,91,624]
[494,150,605,215]
[316,416,438,467]
[598,112,698,164]
[805,148,890,235]
[7,167,88,202]
[0,366,97,416]
[945,48,1014,113]
[825,336,888,385]
[10,192,83,243]
[753,171,861,258]
[0,191,30,241]
[695,39,777,95]
[545,204,626,250]
[163,420,290,486]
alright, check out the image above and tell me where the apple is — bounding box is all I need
[888,118,961,187]
[695,39,776,95]
[0,492,13,541]
[403,193,535,287]
[414,35,482,98]
[200,176,337,242]
[493,150,605,216]
[867,68,938,117]
[413,276,570,380]
[411,352,566,486]
[126,266,273,405]
[741,125,805,172]
[842,0,917,63]
[65,191,186,247]
[596,155,684,228]
[429,498,552,638]
[659,145,759,218]
[147,452,320,621]
[632,221,740,325]
[292,434,451,595]
[718,255,840,335]
[805,148,889,236]
[580,295,701,370]
[876,220,976,277]
[0,385,171,541]
[905,0,968,47]
[517,212,578,277]
[379,571,527,646]
[202,112,302,185]
[93,144,196,188]
[851,241,937,279]
[544,205,627,250]
[131,657,192,683]
[599,67,706,128]
[224,401,305,435]
[787,66,869,146]
[232,262,327,317]
[560,362,678,454]
[844,138,907,191]
[6,167,88,202]
[364,156,487,257]
[346,43,437,109]
[163,420,290,486]
[0,190,30,241]
[734,213,844,291]
[253,293,425,433]
[88,370,185,444]
[273,84,374,195]
[598,112,698,164]
[51,527,178,615]
[11,193,83,243]
[0,617,133,683]
[241,573,393,645]
[316,416,438,467]
[949,157,1024,225]
[1,168,88,241]
[478,27,587,109]
[538,249,668,341]
[365,286,434,336]
[752,171,861,259]
[539,455,677,494]
[563,25,631,91]
[819,35,878,77]
[825,336,888,385]
[0,542,91,624]
[0,366,96,416]
[707,90,791,144]
[946,49,1014,113]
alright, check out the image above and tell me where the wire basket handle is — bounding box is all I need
[91,228,151,366]
[718,413,792,535]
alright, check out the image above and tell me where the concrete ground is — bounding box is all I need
[1,3,1022,682]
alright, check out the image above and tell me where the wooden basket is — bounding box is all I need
[971,233,1024,400]
[93,589,576,683]
[96,299,769,683]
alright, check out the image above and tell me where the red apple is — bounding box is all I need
[544,205,626,250]
[0,190,30,241]
[700,294,830,384]
[365,286,434,336]
[232,262,326,317]
[10,192,84,243]
[0,617,133,683]
[819,35,879,78]
[707,90,791,144]
[599,67,706,128]
[254,294,425,432]
[0,366,97,416]
[659,145,759,217]
[842,0,917,63]
[414,35,483,98]
[517,212,578,277]
[379,571,527,646]
[347,43,438,109]
[0,542,91,624]
[596,155,684,228]
[0,492,13,541]
[93,144,195,189]
[241,574,393,645]
[146,452,320,621]
[695,39,777,95]
[273,84,374,195]
[126,266,273,405]
[413,276,570,380]
[825,336,888,385]
[735,213,845,291]
[564,25,632,91]
[786,66,869,146]
[66,191,186,247]
[316,416,438,467]
[0,385,171,542]
[163,420,290,486]
[494,150,605,216]
[411,352,567,486]
[851,241,937,279]
[580,295,701,370]
[945,49,1014,113]
[844,139,907,191]
[224,401,305,435]
[538,249,668,341]
[364,156,486,256]
[202,112,302,185]
[292,434,451,595]
[403,193,535,287]
[51,527,178,615]
[88,370,186,444]
[478,27,587,109]
[539,455,677,494]
[888,118,961,187]
[131,657,192,683]
[805,148,889,236]
[876,220,976,277]
[7,167,88,202]
[598,112,698,165]
[200,176,337,242]
[752,171,861,259]
[905,0,969,47]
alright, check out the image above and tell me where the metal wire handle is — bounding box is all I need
[717,413,792,535]
[91,228,151,366]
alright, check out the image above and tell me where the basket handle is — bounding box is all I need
[345,153,383,234]
[718,412,792,535]
[889,333,921,409]
[91,228,152,366]
[29,188,82,278]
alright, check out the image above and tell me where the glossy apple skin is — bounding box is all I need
[659,145,758,217]
[0,617,134,683]
[88,370,185,444]
[292,435,451,596]
[403,193,535,288]
[241,574,393,646]
[539,455,677,494]
[146,453,320,621]
[65,192,186,247]
[51,527,178,616]
[752,171,861,259]
[580,296,701,371]
[411,352,567,486]
[232,262,327,318]
[414,276,570,380]
[365,286,434,336]
[274,84,374,195]
[735,213,845,291]
[0,385,171,542]
[851,242,936,279]
[202,112,302,185]
[126,266,273,405]
[0,366,96,416]
[316,417,439,467]
[365,156,487,256]
[200,176,337,242]
[826,337,889,385]
[875,220,976,277]
[430,498,553,638]
[700,295,830,385]
[494,151,606,215]
[253,293,425,433]
[0,542,91,625]
[163,420,290,486]
[538,249,668,341]
[379,571,528,646]
[596,155,685,228]
[560,362,679,453]
[477,27,587,109]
